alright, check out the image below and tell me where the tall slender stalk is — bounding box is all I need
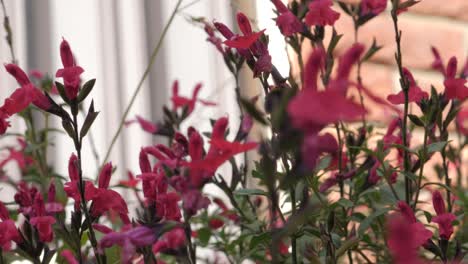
[101,0,184,167]
[390,2,412,204]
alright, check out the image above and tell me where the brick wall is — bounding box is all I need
[294,0,468,121]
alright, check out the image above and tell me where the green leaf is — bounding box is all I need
[55,81,70,104]
[234,188,267,196]
[77,78,96,102]
[197,227,212,246]
[427,141,447,154]
[408,114,425,127]
[358,208,391,235]
[336,198,354,209]
[80,100,99,139]
[336,237,360,257]
[249,232,271,249]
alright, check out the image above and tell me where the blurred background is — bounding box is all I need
[0,0,466,196]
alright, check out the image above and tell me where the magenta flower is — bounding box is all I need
[182,189,210,217]
[55,38,84,100]
[60,249,78,264]
[152,227,186,255]
[431,47,468,100]
[387,68,429,105]
[387,214,430,264]
[0,219,21,250]
[360,0,387,16]
[170,81,216,115]
[125,115,158,134]
[432,190,457,240]
[302,133,338,170]
[271,0,303,36]
[305,0,340,27]
[100,226,157,264]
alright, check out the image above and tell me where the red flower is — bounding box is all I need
[387,214,430,264]
[60,250,78,264]
[45,182,64,214]
[387,68,429,104]
[98,162,112,189]
[171,81,216,114]
[432,190,456,240]
[0,201,8,220]
[182,190,210,217]
[305,0,340,27]
[444,78,468,100]
[0,138,33,170]
[360,0,387,16]
[224,30,266,49]
[119,171,140,188]
[302,133,338,170]
[0,219,21,250]
[288,89,366,133]
[152,227,186,255]
[126,115,158,134]
[55,38,84,100]
[5,63,30,86]
[209,218,224,229]
[30,216,56,243]
[456,108,468,135]
[431,48,468,100]
[100,226,157,264]
[303,48,325,91]
[156,192,182,221]
[271,0,303,36]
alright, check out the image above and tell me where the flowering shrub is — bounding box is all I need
[0,0,467,263]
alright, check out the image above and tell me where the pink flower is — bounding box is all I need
[182,190,210,217]
[303,48,325,91]
[209,218,224,229]
[5,63,30,86]
[360,0,387,16]
[387,68,429,105]
[55,38,84,100]
[0,219,21,250]
[456,108,468,135]
[156,192,182,221]
[431,48,468,100]
[30,216,56,243]
[100,226,157,264]
[432,190,456,240]
[288,89,366,133]
[387,214,431,264]
[126,115,158,134]
[118,171,140,188]
[152,227,186,255]
[302,133,338,170]
[0,138,33,170]
[224,30,266,49]
[171,81,216,115]
[98,162,112,189]
[305,0,340,27]
[271,0,303,36]
[45,182,64,214]
[60,249,78,264]
[0,201,9,220]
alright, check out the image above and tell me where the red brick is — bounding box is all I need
[332,12,466,70]
[410,0,468,21]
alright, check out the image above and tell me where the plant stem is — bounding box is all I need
[290,186,297,264]
[101,0,183,167]
[412,127,428,210]
[390,4,412,204]
[71,107,103,264]
[0,0,16,63]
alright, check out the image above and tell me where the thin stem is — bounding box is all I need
[101,0,183,167]
[71,108,102,264]
[441,151,452,212]
[0,0,16,63]
[391,4,412,204]
[290,186,297,264]
[412,127,428,210]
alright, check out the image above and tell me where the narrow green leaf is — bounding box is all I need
[77,78,96,102]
